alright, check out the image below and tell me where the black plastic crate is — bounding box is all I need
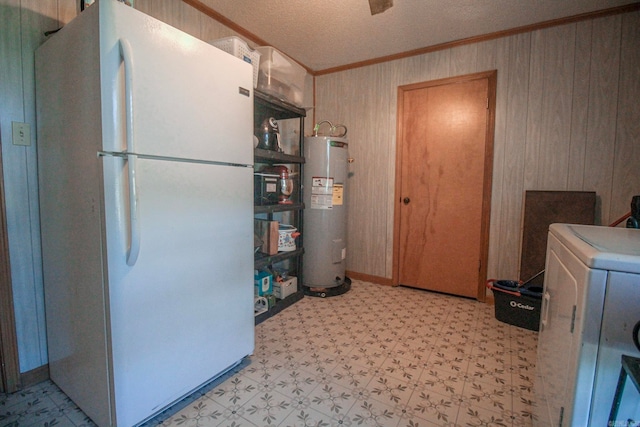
[486,279,543,331]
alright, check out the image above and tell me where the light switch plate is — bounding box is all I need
[12,122,31,146]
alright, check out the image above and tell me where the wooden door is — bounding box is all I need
[394,71,496,299]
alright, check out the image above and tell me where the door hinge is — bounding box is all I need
[570,305,577,333]
[486,98,489,109]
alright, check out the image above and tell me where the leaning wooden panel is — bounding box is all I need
[520,190,596,286]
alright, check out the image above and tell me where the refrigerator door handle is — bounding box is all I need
[126,153,141,266]
[119,38,135,153]
[120,38,140,265]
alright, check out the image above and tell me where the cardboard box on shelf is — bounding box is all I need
[273,276,297,299]
[254,219,278,255]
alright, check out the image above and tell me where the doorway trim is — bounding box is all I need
[392,70,497,301]
[0,136,21,393]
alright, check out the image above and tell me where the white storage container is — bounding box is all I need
[277,224,300,252]
[273,276,297,299]
[255,46,306,106]
[209,36,260,88]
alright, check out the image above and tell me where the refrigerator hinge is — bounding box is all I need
[558,406,564,426]
[570,305,577,333]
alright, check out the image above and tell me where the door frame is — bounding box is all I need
[0,136,21,393]
[392,70,497,301]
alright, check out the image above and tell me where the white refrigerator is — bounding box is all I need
[35,1,255,426]
[534,224,640,426]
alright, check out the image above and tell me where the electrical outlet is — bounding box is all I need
[12,122,31,146]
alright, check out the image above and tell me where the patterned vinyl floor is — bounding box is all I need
[1,280,538,426]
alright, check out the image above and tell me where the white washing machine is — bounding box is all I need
[534,224,640,426]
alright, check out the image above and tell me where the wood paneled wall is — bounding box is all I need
[315,10,640,283]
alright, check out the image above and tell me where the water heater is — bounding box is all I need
[303,136,351,296]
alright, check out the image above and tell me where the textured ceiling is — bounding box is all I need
[197,0,638,72]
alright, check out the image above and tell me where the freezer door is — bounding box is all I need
[102,154,254,427]
[98,0,253,164]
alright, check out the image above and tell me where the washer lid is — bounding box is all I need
[550,223,640,273]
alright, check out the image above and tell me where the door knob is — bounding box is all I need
[403,197,410,205]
